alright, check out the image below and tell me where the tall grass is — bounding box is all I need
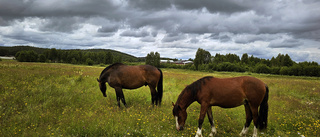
[0,61,319,136]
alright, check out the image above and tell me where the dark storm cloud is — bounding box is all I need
[207,33,232,43]
[0,0,118,18]
[0,0,320,63]
[173,0,248,13]
[120,29,150,37]
[162,33,186,43]
[127,0,172,11]
[269,39,303,48]
[190,38,199,44]
[128,0,248,13]
[97,25,119,33]
[39,17,83,32]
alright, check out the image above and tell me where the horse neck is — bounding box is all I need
[99,71,110,83]
[178,90,196,110]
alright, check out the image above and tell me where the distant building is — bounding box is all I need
[160,60,174,63]
[160,60,193,65]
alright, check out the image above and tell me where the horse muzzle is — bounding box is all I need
[176,125,184,131]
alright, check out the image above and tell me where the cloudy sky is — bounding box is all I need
[1,0,320,63]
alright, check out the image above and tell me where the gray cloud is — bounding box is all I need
[269,39,303,48]
[98,25,119,33]
[189,38,199,44]
[162,33,186,43]
[0,0,320,63]
[120,29,150,37]
[140,37,156,43]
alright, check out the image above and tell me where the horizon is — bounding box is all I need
[2,45,319,64]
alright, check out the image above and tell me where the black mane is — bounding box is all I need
[98,63,124,82]
[176,76,213,104]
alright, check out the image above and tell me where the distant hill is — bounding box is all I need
[0,46,142,62]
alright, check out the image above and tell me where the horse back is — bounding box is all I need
[240,76,266,107]
[138,65,161,85]
[199,76,266,108]
[108,65,161,89]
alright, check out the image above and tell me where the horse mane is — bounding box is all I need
[176,76,213,104]
[98,63,124,81]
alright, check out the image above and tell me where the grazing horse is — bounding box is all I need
[173,76,268,137]
[97,63,163,107]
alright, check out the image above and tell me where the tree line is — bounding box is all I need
[12,47,320,77]
[160,48,320,77]
[14,48,131,65]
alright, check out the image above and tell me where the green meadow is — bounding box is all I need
[0,60,319,137]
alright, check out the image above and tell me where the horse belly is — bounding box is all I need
[210,89,246,108]
[121,79,145,89]
[214,98,246,108]
[109,75,145,89]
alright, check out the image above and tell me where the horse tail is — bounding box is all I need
[258,85,269,130]
[157,68,163,105]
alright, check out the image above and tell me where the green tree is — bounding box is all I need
[38,54,46,62]
[241,53,249,64]
[255,64,271,74]
[86,58,94,66]
[105,52,113,64]
[154,52,160,67]
[194,48,211,70]
[225,53,240,63]
[270,57,278,67]
[15,50,38,62]
[48,48,58,62]
[146,51,160,67]
[282,54,293,67]
[212,53,225,64]
[113,56,122,63]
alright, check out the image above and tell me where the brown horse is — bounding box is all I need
[173,76,268,137]
[97,63,163,107]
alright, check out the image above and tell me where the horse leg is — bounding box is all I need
[251,107,259,137]
[207,107,217,137]
[148,85,158,106]
[196,104,209,137]
[240,103,253,136]
[115,87,127,107]
[115,90,121,107]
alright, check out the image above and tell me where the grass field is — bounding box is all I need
[0,60,319,137]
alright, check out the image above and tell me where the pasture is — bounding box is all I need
[0,60,319,136]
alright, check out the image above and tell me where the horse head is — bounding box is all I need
[172,102,187,131]
[97,78,107,97]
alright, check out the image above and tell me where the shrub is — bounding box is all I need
[255,64,271,74]
[71,58,77,64]
[280,67,290,75]
[38,54,46,62]
[303,66,320,77]
[86,58,94,66]
[216,62,245,72]
[270,67,280,75]
[289,65,303,76]
[15,50,38,62]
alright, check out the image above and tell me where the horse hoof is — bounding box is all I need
[209,132,216,137]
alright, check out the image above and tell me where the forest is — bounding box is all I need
[0,46,141,64]
[1,46,319,77]
[152,48,320,77]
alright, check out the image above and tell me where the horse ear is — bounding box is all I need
[172,102,175,106]
[97,78,100,82]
